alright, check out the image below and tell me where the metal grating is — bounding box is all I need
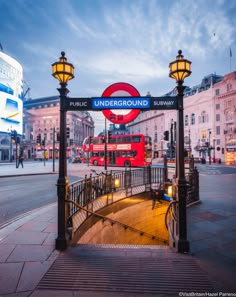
[38,244,215,294]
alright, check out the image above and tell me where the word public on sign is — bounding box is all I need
[65,98,92,110]
[65,96,178,111]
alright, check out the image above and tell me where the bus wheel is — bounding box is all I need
[124,160,131,167]
[93,160,98,166]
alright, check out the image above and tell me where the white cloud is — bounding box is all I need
[2,0,235,135]
[86,50,167,82]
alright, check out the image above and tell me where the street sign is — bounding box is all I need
[150,96,177,109]
[65,96,178,111]
[65,98,91,110]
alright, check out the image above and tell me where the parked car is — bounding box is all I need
[71,156,82,163]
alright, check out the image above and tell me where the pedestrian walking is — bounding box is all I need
[17,155,24,168]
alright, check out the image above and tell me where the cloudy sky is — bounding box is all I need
[0,0,235,134]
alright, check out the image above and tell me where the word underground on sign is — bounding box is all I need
[92,97,149,109]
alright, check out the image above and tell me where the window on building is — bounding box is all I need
[216,104,220,110]
[227,100,232,107]
[216,139,220,145]
[216,126,220,135]
[201,130,207,139]
[226,110,234,121]
[1,138,9,145]
[215,89,220,95]
[227,83,232,92]
[200,111,208,123]
[216,114,220,121]
[191,113,195,125]
[185,115,189,126]
[154,132,157,142]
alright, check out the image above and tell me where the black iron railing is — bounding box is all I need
[67,166,165,216]
[66,162,199,245]
[165,200,178,248]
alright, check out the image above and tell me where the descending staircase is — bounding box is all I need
[72,196,169,246]
[37,197,216,294]
[38,244,215,295]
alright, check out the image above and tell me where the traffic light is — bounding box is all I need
[11,130,17,141]
[107,130,112,143]
[37,134,41,144]
[66,127,70,139]
[56,132,60,142]
[164,130,169,141]
[89,136,93,144]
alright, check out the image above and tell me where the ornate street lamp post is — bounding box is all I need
[52,52,74,250]
[169,50,191,253]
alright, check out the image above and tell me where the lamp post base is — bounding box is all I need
[55,237,67,250]
[177,239,190,254]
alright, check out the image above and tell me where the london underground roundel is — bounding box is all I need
[102,82,141,124]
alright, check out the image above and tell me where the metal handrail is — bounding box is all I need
[66,199,168,244]
[165,200,178,243]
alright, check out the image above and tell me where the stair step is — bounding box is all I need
[38,244,215,294]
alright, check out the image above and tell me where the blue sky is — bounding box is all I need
[0,0,236,134]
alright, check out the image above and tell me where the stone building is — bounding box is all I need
[214,72,236,165]
[128,71,236,165]
[22,96,94,160]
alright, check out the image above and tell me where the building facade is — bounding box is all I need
[0,51,23,161]
[214,72,236,164]
[23,96,94,160]
[128,71,236,165]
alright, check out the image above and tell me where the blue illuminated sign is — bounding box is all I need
[65,96,178,111]
[92,97,150,109]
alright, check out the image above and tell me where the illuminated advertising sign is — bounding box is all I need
[0,52,23,135]
[93,143,132,151]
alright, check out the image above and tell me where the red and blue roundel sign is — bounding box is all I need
[102,82,141,124]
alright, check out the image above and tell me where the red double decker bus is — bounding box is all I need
[83,134,152,167]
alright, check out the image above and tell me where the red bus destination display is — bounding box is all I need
[65,96,178,111]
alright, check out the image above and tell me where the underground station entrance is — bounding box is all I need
[34,51,216,296]
[51,50,199,255]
